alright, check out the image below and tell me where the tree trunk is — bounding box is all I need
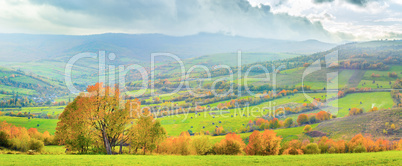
[119,140,123,154]
[119,131,124,154]
[102,128,112,155]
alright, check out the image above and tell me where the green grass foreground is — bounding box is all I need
[0,151,401,166]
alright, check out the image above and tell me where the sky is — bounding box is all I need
[0,0,401,42]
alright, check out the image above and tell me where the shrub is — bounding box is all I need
[214,126,226,136]
[318,136,331,153]
[260,130,282,155]
[192,135,211,155]
[348,134,366,153]
[334,140,346,153]
[158,134,193,155]
[297,114,308,125]
[213,133,245,155]
[28,128,43,140]
[308,115,317,124]
[43,131,54,145]
[328,147,336,153]
[316,111,331,121]
[353,145,367,153]
[245,131,262,155]
[11,137,30,152]
[375,138,389,152]
[282,140,303,155]
[304,143,320,154]
[388,72,398,78]
[368,107,378,112]
[0,131,10,148]
[303,125,312,133]
[349,108,363,116]
[28,139,44,152]
[283,118,293,128]
[246,130,282,155]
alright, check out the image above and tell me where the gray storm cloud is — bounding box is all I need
[313,0,380,6]
[313,0,335,3]
[27,0,335,41]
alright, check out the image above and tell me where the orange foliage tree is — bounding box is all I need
[282,140,303,155]
[245,130,282,155]
[157,131,191,155]
[56,83,131,154]
[213,133,245,155]
[297,114,308,125]
[349,108,363,116]
[128,108,166,155]
[316,111,331,121]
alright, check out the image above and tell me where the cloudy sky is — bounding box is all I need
[0,0,401,42]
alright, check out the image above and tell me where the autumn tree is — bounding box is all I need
[128,108,166,154]
[297,114,308,125]
[283,118,293,128]
[260,130,282,155]
[192,135,211,155]
[303,125,312,133]
[245,130,282,155]
[304,143,320,154]
[282,140,303,155]
[56,83,131,154]
[316,111,331,121]
[245,131,262,155]
[42,131,54,145]
[55,96,94,153]
[348,134,367,153]
[213,133,245,155]
[157,131,191,155]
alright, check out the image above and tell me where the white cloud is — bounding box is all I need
[0,0,401,42]
[248,0,402,41]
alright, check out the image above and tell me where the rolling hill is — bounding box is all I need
[0,33,336,63]
[313,108,401,140]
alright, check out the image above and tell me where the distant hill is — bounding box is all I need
[0,66,69,104]
[0,33,337,63]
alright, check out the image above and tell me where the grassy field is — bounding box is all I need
[2,106,66,115]
[0,151,400,166]
[207,124,319,144]
[0,92,393,137]
[362,66,402,81]
[0,116,58,134]
[328,92,394,117]
[295,69,357,90]
[0,85,37,95]
[357,80,393,89]
[160,93,331,136]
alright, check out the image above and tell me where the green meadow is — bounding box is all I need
[328,92,394,117]
[0,85,37,95]
[0,116,58,134]
[362,66,402,81]
[0,151,400,166]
